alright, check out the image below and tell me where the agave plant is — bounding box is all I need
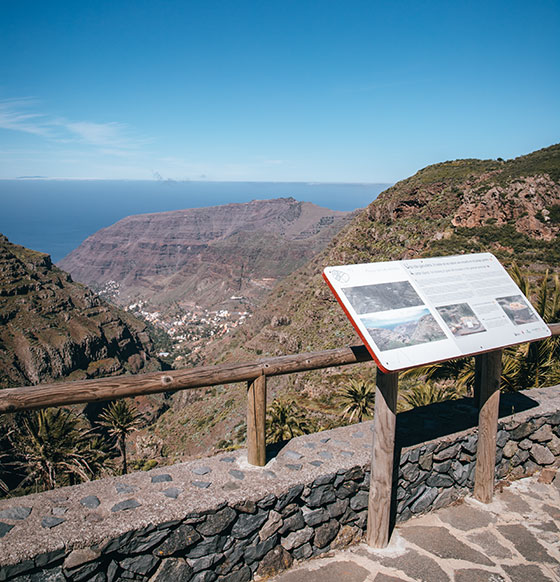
[337,378,376,423]
[98,400,144,475]
[266,399,312,444]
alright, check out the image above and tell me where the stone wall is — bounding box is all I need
[0,385,559,582]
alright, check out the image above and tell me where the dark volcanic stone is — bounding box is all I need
[303,507,329,526]
[231,511,268,538]
[279,510,305,534]
[410,487,438,513]
[184,535,227,559]
[122,530,169,554]
[80,496,100,509]
[257,494,277,509]
[35,549,66,569]
[115,483,137,494]
[244,534,278,563]
[349,491,368,511]
[151,473,172,483]
[192,481,212,489]
[336,480,359,499]
[0,521,14,538]
[192,466,212,475]
[275,485,304,511]
[314,519,340,548]
[292,542,313,561]
[229,470,245,480]
[41,517,65,528]
[0,558,35,579]
[304,484,336,508]
[111,499,141,512]
[256,546,293,578]
[146,558,192,582]
[163,487,181,499]
[120,554,159,576]
[7,565,66,581]
[0,506,32,520]
[187,553,224,573]
[196,507,236,536]
[327,498,349,519]
[153,523,202,556]
[65,561,100,582]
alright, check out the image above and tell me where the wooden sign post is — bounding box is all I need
[367,370,398,548]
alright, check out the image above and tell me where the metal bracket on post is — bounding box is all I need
[247,372,267,466]
[474,349,503,503]
[367,368,398,548]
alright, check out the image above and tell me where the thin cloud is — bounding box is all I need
[0,98,53,137]
[0,98,147,152]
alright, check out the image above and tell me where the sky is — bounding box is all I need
[1,0,559,183]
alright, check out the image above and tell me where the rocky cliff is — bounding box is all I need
[57,197,353,310]
[0,235,162,389]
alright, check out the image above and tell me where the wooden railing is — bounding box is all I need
[1,323,558,547]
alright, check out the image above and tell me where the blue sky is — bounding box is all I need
[1,0,559,182]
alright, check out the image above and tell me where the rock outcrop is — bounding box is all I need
[0,235,162,389]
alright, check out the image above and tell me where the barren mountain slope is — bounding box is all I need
[0,235,162,389]
[58,197,353,310]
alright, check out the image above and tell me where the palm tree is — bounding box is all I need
[337,378,376,423]
[98,400,143,475]
[266,399,312,444]
[9,408,107,491]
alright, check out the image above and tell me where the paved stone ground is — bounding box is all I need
[267,470,560,582]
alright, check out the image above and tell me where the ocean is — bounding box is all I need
[0,180,390,263]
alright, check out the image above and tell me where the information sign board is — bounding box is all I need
[323,253,551,372]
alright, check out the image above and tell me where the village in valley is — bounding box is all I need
[97,279,251,367]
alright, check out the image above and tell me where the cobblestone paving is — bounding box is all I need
[269,471,560,582]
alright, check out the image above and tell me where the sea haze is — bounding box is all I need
[0,180,390,263]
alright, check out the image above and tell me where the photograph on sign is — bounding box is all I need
[360,307,447,352]
[323,253,551,372]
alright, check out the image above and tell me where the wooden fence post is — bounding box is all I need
[247,373,267,466]
[367,369,398,548]
[474,349,503,503]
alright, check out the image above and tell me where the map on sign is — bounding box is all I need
[323,253,551,373]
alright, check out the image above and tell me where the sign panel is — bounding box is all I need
[323,253,551,373]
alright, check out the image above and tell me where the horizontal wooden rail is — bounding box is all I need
[1,324,557,415]
[0,345,372,413]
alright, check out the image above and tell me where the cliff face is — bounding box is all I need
[0,235,162,389]
[57,197,353,309]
